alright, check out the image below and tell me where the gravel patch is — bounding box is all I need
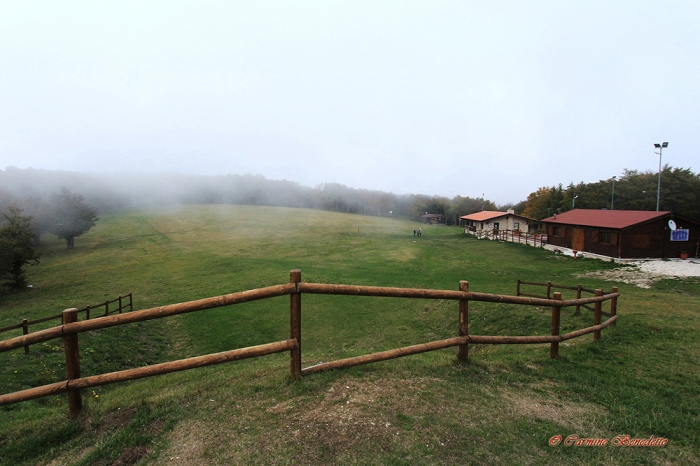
[632,258,700,277]
[578,258,700,288]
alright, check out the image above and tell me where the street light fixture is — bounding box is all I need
[654,142,668,211]
[611,176,616,210]
[572,193,578,209]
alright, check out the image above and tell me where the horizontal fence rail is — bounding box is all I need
[0,339,298,407]
[470,229,547,248]
[0,271,619,418]
[516,280,615,317]
[0,294,133,354]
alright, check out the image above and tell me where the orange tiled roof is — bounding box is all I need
[460,211,534,222]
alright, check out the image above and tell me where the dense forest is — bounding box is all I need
[521,166,700,221]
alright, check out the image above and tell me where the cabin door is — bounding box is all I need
[572,228,585,251]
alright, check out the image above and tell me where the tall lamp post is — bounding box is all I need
[611,176,616,210]
[572,193,578,209]
[654,142,668,211]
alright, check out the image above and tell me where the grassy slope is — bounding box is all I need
[0,205,698,465]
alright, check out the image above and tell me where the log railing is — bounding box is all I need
[472,229,547,248]
[0,293,133,354]
[0,271,619,417]
[516,280,614,316]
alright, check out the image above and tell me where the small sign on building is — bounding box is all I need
[670,229,689,241]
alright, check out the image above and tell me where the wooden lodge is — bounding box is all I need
[541,209,700,259]
[460,209,535,234]
[420,213,445,224]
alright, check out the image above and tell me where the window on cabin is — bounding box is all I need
[514,222,519,231]
[553,226,563,237]
[593,230,617,245]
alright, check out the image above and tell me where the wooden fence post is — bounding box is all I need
[574,284,582,316]
[104,300,109,316]
[62,308,82,418]
[86,305,91,320]
[610,286,618,325]
[458,281,469,362]
[594,289,603,341]
[550,292,561,358]
[118,296,123,314]
[546,281,552,299]
[22,319,29,354]
[129,292,133,311]
[290,270,302,380]
[516,279,521,297]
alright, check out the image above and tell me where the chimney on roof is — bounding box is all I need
[553,213,557,219]
[507,208,515,214]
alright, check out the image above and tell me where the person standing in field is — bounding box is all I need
[413,229,416,237]
[418,228,422,237]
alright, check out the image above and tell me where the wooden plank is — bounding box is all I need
[28,314,63,325]
[559,315,618,341]
[0,339,297,406]
[551,293,561,359]
[458,281,469,362]
[302,337,466,375]
[299,283,620,309]
[22,319,29,354]
[0,323,24,333]
[0,283,296,353]
[62,309,82,418]
[594,289,603,341]
[289,270,302,380]
[518,292,549,299]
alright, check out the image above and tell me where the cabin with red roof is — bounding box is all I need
[541,209,700,259]
[460,209,535,234]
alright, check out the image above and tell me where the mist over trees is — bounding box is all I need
[0,167,502,225]
[3,165,697,231]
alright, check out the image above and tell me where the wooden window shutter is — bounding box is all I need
[592,230,600,243]
[612,232,618,246]
[548,225,554,236]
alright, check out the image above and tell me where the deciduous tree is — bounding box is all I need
[0,206,40,289]
[48,187,99,249]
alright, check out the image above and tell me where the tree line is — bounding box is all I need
[520,166,700,221]
[0,167,500,224]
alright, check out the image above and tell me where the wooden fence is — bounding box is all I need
[0,272,618,418]
[473,229,547,248]
[516,280,611,317]
[0,294,133,354]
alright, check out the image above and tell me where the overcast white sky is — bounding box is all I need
[1,1,698,204]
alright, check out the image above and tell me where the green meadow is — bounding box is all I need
[1,205,699,465]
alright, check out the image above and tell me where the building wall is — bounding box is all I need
[462,215,531,233]
[545,216,700,258]
[621,218,699,258]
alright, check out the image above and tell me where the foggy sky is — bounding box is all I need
[1,1,698,204]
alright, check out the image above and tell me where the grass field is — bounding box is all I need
[1,205,699,465]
